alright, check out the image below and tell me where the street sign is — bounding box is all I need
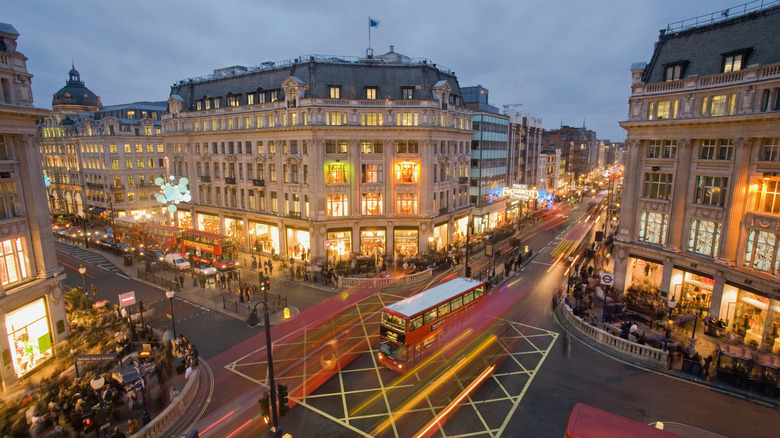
[599,272,613,285]
[118,291,136,307]
[485,244,494,257]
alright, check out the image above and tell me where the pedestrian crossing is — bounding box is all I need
[54,241,124,275]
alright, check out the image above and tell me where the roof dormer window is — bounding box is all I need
[663,61,687,81]
[722,49,751,73]
[329,85,341,99]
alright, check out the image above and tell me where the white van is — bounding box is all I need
[165,253,191,270]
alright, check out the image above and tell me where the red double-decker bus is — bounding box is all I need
[181,229,239,270]
[378,277,487,372]
[143,223,182,253]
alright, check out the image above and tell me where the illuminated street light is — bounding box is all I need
[246,293,283,438]
[78,264,87,291]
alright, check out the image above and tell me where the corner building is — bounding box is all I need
[0,23,67,393]
[164,48,474,263]
[615,5,780,352]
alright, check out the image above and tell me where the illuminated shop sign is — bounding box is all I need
[502,185,539,201]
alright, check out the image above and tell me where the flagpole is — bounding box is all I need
[368,18,372,52]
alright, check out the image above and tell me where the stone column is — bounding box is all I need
[617,139,641,240]
[661,256,675,300]
[667,139,693,251]
[720,138,753,263]
[711,271,726,320]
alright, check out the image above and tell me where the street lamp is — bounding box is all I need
[90,375,105,438]
[428,236,434,253]
[166,290,177,339]
[663,299,677,352]
[78,264,87,291]
[246,293,283,438]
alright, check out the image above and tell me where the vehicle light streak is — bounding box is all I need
[414,364,496,438]
[224,419,252,438]
[371,334,497,436]
[199,410,235,436]
[352,329,474,416]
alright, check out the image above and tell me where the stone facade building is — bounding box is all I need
[163,48,474,263]
[615,5,780,352]
[0,22,67,393]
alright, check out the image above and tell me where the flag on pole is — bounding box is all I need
[369,17,379,27]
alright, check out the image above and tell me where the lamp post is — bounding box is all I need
[90,375,105,438]
[78,264,87,291]
[246,292,283,437]
[428,236,434,254]
[663,299,677,352]
[166,290,177,339]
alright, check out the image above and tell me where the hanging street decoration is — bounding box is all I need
[154,175,191,213]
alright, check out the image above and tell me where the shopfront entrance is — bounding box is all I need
[393,228,419,259]
[5,298,53,378]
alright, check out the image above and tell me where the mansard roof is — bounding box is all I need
[169,48,464,111]
[643,5,780,84]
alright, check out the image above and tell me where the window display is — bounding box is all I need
[6,299,52,377]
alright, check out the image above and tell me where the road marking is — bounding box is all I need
[530,260,552,266]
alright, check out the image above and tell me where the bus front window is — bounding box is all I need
[379,342,406,361]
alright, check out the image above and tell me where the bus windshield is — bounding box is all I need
[381,312,406,332]
[379,342,406,361]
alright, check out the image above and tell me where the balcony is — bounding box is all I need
[252,179,265,187]
[439,207,449,215]
[287,211,301,219]
[225,177,236,185]
[459,176,469,184]
[200,175,211,183]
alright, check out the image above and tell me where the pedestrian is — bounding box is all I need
[109,425,127,438]
[269,261,273,275]
[127,419,140,435]
[264,260,269,275]
[227,275,232,290]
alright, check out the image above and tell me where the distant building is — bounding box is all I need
[0,22,66,393]
[543,125,599,194]
[164,48,474,261]
[462,85,510,232]
[505,108,544,216]
[616,4,780,351]
[39,67,167,221]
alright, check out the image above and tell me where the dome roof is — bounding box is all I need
[52,64,101,111]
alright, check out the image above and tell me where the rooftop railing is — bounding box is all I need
[666,0,780,33]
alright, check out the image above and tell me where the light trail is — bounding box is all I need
[414,364,496,438]
[224,419,252,438]
[350,329,473,416]
[371,334,497,436]
[198,410,234,436]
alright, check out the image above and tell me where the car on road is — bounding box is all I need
[132,246,146,260]
[193,262,217,276]
[165,253,190,270]
[117,242,132,254]
[147,249,165,263]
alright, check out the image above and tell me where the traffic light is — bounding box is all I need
[265,278,271,291]
[82,414,95,432]
[137,301,144,313]
[277,384,289,416]
[258,391,270,423]
[465,266,472,278]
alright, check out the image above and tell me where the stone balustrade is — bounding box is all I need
[131,368,200,438]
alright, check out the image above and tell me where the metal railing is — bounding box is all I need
[666,0,780,33]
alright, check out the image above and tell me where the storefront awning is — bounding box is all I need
[86,207,106,215]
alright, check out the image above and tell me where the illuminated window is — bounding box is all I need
[247,94,255,105]
[0,237,28,286]
[360,140,383,154]
[396,112,418,126]
[362,193,383,215]
[396,193,418,215]
[290,112,297,126]
[396,162,418,183]
[664,63,685,81]
[127,110,136,119]
[744,229,780,274]
[111,159,119,170]
[688,219,721,258]
[361,113,383,126]
[694,176,728,206]
[638,211,668,245]
[643,173,673,199]
[361,164,383,183]
[269,164,276,182]
[144,126,152,136]
[326,112,346,126]
[723,52,745,73]
[136,159,144,169]
[366,87,377,99]
[227,95,239,107]
[327,194,348,217]
[754,179,780,214]
[402,87,414,99]
[124,144,131,153]
[196,101,202,110]
[325,163,348,184]
[329,86,341,99]
[125,159,132,169]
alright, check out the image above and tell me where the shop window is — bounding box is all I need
[6,299,52,377]
[760,138,780,161]
[395,162,419,183]
[361,164,383,183]
[325,163,348,184]
[396,193,418,215]
[327,194,348,217]
[744,229,780,274]
[361,193,383,215]
[637,211,668,245]
[687,219,721,258]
